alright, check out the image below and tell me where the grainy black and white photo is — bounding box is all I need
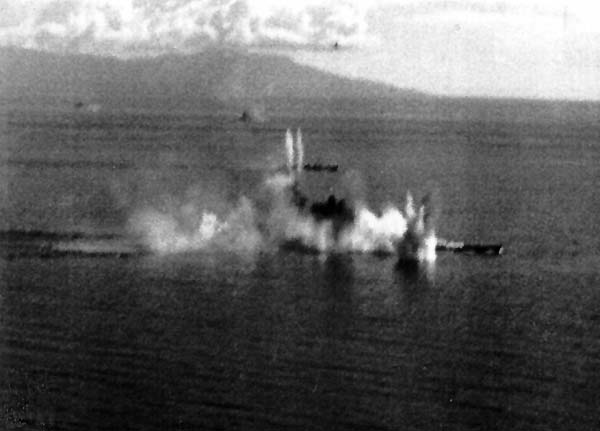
[1,0,599,429]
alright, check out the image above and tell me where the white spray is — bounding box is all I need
[285,128,294,172]
[130,197,262,255]
[295,128,304,173]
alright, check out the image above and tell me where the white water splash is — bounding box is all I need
[337,205,407,254]
[295,128,304,173]
[263,172,437,261]
[395,196,437,262]
[285,128,294,172]
[130,197,262,255]
[128,173,436,262]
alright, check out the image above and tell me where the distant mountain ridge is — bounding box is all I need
[2,46,598,123]
[0,46,423,115]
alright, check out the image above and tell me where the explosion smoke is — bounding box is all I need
[128,130,438,262]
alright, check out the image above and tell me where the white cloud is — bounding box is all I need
[382,0,600,35]
[0,0,375,55]
[289,0,600,100]
[4,1,597,56]
[2,0,598,99]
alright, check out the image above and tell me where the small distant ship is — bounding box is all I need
[435,240,503,255]
[73,101,101,113]
[283,128,338,173]
[239,111,252,122]
[239,106,266,123]
[303,163,338,172]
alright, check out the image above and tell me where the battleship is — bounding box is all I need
[281,128,503,260]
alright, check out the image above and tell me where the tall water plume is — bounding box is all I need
[285,128,294,172]
[295,128,304,173]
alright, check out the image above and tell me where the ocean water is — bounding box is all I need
[1,106,600,430]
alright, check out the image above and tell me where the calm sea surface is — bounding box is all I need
[1,106,600,430]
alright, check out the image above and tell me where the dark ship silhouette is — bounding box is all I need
[290,182,355,240]
[239,111,252,122]
[303,163,338,172]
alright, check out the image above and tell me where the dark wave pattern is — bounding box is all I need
[2,158,134,171]
[2,254,600,430]
[2,109,600,430]
[1,158,203,171]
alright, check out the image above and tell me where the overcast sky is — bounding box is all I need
[1,0,599,100]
